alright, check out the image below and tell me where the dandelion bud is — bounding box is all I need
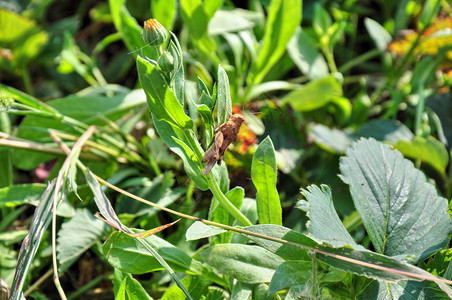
[141,19,168,47]
[157,51,174,73]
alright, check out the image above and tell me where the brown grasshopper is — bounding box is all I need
[202,113,246,175]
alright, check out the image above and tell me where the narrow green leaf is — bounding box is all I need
[116,274,153,300]
[252,136,282,225]
[137,56,193,129]
[9,180,56,299]
[313,3,332,36]
[297,184,364,249]
[185,221,227,241]
[216,65,233,126]
[281,76,343,111]
[152,116,208,190]
[396,136,449,173]
[287,27,328,80]
[249,0,302,84]
[57,208,109,268]
[340,138,452,263]
[200,244,284,283]
[268,261,312,295]
[364,18,391,51]
[103,231,212,276]
[208,9,254,35]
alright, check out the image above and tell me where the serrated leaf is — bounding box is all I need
[297,185,364,249]
[200,244,284,283]
[357,279,451,300]
[57,208,108,267]
[339,138,452,263]
[252,136,282,225]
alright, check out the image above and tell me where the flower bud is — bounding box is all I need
[141,19,168,47]
[157,51,174,73]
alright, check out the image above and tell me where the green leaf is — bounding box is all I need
[339,138,452,263]
[357,119,414,143]
[357,279,451,300]
[0,9,48,65]
[281,76,343,111]
[309,124,356,153]
[0,184,46,207]
[185,221,227,241]
[297,185,364,249]
[0,184,74,217]
[208,9,254,35]
[287,27,328,80]
[364,18,391,52]
[216,65,233,126]
[245,81,299,101]
[161,275,210,300]
[57,208,109,268]
[252,136,282,225]
[137,56,193,129]
[116,273,153,300]
[152,116,208,190]
[268,261,312,295]
[9,180,56,298]
[230,281,253,300]
[396,136,449,173]
[151,0,176,30]
[249,0,302,84]
[313,3,332,36]
[103,231,210,276]
[200,244,284,283]
[242,224,316,261]
[180,0,218,56]
[14,88,146,170]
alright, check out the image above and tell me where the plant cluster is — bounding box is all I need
[1,0,452,299]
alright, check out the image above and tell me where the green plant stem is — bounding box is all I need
[206,173,252,226]
[21,66,33,95]
[414,82,425,136]
[322,46,338,73]
[338,49,381,74]
[67,273,112,300]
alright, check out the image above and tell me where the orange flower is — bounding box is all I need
[388,17,452,64]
